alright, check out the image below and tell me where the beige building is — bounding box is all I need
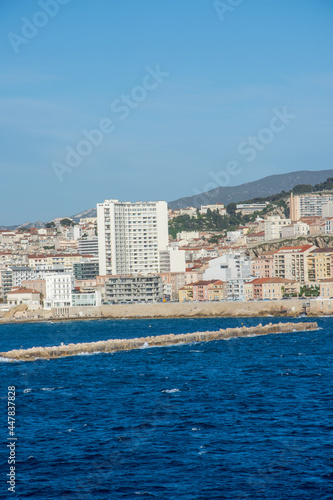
[244,278,300,301]
[21,279,46,297]
[307,248,333,282]
[290,192,333,221]
[319,278,333,298]
[264,216,292,241]
[274,245,317,283]
[7,287,41,308]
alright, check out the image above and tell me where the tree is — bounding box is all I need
[60,218,74,227]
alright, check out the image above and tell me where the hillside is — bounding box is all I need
[168,169,333,209]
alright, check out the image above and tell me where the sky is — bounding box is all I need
[1,0,333,225]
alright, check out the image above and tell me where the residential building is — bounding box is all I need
[274,245,316,283]
[319,278,333,298]
[204,253,251,282]
[44,274,74,311]
[78,237,99,256]
[280,221,309,239]
[250,252,275,278]
[97,199,168,275]
[104,275,164,304]
[264,216,292,241]
[159,246,186,273]
[7,287,41,308]
[21,279,46,297]
[244,278,300,301]
[178,280,228,302]
[0,268,13,299]
[307,248,333,282]
[159,272,187,301]
[73,259,99,281]
[290,192,333,221]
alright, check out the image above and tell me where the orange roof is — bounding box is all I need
[277,245,315,253]
[7,287,40,295]
[251,277,297,284]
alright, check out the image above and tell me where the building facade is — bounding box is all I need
[105,275,164,304]
[97,199,168,275]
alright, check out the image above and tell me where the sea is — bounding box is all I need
[0,316,332,499]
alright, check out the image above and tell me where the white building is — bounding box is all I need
[200,204,226,215]
[97,199,168,275]
[44,274,74,311]
[7,287,41,309]
[159,246,186,273]
[204,253,252,282]
[264,216,292,241]
[78,237,99,256]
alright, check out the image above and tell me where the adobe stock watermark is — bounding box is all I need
[192,106,296,204]
[7,0,71,54]
[51,65,169,183]
[213,0,245,22]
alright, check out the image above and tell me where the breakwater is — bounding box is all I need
[0,321,318,362]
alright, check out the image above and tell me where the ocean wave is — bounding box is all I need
[162,388,180,394]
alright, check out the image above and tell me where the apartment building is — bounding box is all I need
[159,246,186,273]
[178,280,228,302]
[250,252,275,278]
[319,278,333,298]
[105,275,164,304]
[264,216,292,241]
[73,259,99,281]
[307,247,333,282]
[0,268,13,299]
[290,192,333,221]
[244,277,300,301]
[274,245,316,283]
[97,199,168,275]
[44,274,74,311]
[78,237,99,256]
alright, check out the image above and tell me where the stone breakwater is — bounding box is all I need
[0,321,318,362]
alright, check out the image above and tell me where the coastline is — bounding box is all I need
[0,298,331,326]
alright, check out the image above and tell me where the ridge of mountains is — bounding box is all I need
[168,169,333,209]
[2,169,333,230]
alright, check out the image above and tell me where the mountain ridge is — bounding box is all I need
[168,169,333,209]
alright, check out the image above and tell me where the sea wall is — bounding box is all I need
[0,321,318,362]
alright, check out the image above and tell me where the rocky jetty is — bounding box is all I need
[0,321,318,362]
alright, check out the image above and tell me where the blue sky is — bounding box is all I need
[1,0,333,224]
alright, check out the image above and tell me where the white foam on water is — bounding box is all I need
[41,388,55,391]
[77,351,102,356]
[0,356,13,363]
[23,388,32,394]
[140,342,149,349]
[162,388,180,394]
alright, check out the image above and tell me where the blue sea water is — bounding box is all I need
[0,316,332,500]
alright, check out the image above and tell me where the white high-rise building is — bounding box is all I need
[97,199,168,275]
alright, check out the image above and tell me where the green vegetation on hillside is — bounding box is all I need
[169,177,333,238]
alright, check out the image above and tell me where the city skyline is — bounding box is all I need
[1,1,333,225]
